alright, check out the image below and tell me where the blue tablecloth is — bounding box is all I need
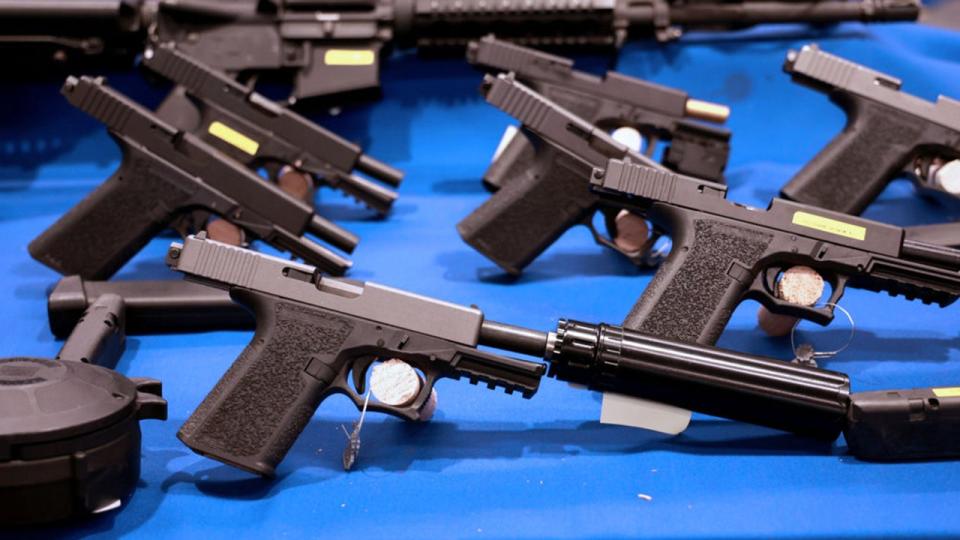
[2,20,960,539]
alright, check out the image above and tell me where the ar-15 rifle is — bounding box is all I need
[4,1,917,99]
[29,75,358,279]
[0,0,148,73]
[152,0,921,103]
[142,43,403,216]
[467,35,731,187]
[167,234,960,475]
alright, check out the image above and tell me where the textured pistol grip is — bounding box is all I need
[781,98,924,214]
[457,148,596,274]
[482,130,537,192]
[28,148,192,279]
[623,209,773,345]
[177,289,355,477]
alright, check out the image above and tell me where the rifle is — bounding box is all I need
[167,234,960,476]
[3,1,918,99]
[143,43,403,216]
[780,44,960,215]
[467,35,731,187]
[0,0,147,73]
[152,0,920,103]
[29,75,358,279]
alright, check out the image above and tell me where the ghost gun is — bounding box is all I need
[594,156,960,344]
[29,75,358,279]
[457,73,670,274]
[781,44,960,214]
[467,35,731,188]
[143,44,403,216]
[168,235,960,475]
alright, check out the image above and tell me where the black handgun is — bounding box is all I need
[458,73,671,274]
[29,75,358,279]
[167,235,960,474]
[143,44,403,216]
[464,74,960,344]
[467,36,731,187]
[593,156,960,344]
[781,44,960,215]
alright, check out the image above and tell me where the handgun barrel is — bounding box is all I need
[480,320,549,357]
[356,154,404,187]
[905,223,960,249]
[306,215,359,253]
[685,99,730,123]
[902,239,960,268]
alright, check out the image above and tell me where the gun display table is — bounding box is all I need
[2,22,959,539]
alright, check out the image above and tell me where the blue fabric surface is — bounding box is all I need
[2,20,960,539]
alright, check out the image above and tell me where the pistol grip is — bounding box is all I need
[28,145,193,279]
[781,97,925,215]
[482,128,537,192]
[623,207,773,344]
[177,289,355,477]
[457,145,597,274]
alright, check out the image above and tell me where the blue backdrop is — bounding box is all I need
[2,20,960,539]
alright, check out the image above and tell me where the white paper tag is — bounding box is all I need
[491,125,519,162]
[600,392,691,435]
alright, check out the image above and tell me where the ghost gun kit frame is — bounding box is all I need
[167,235,960,475]
[143,44,403,216]
[461,73,960,344]
[0,1,920,101]
[458,73,673,273]
[593,156,960,344]
[781,44,960,215]
[28,75,359,280]
[467,35,731,188]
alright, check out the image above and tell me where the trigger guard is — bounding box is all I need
[339,354,437,423]
[588,211,666,268]
[751,268,835,326]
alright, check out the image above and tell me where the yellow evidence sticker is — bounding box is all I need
[933,387,960,398]
[324,49,376,66]
[207,121,259,156]
[791,211,866,241]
